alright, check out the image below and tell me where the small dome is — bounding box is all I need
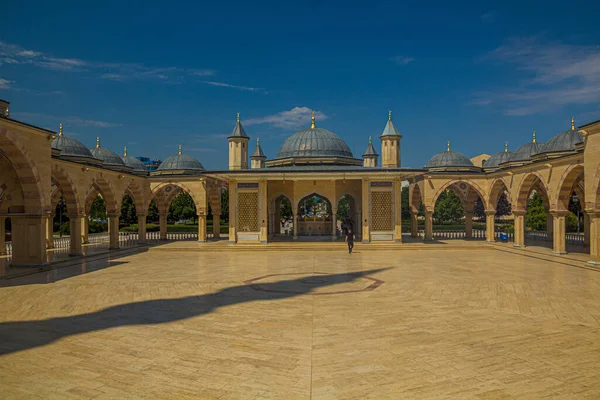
[90,148,126,166]
[52,129,95,159]
[542,128,583,154]
[426,143,473,168]
[122,156,147,172]
[275,127,353,159]
[484,150,511,168]
[157,146,204,171]
[508,142,545,162]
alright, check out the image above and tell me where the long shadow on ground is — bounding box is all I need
[0,268,388,356]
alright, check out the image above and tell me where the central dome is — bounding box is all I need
[275,127,354,159]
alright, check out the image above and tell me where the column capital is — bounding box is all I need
[512,210,526,216]
[484,210,496,216]
[65,213,85,218]
[137,214,148,218]
[584,209,600,217]
[549,209,569,216]
[107,213,120,218]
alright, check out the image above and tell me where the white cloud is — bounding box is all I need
[204,81,267,93]
[390,56,415,66]
[0,77,12,89]
[474,37,600,115]
[185,147,218,153]
[190,69,215,76]
[245,107,328,129]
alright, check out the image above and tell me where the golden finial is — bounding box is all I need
[124,146,127,157]
[237,112,240,123]
[571,116,575,130]
[504,141,508,152]
[96,137,100,148]
[311,110,316,129]
[532,130,536,143]
[59,123,63,136]
[5,105,9,118]
[388,110,392,121]
[447,141,451,152]
[369,136,372,144]
[178,144,182,155]
[257,137,260,145]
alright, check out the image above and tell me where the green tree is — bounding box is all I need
[497,192,512,217]
[525,191,547,231]
[119,194,137,226]
[89,196,107,221]
[221,187,229,222]
[168,192,196,223]
[53,197,70,232]
[474,197,485,220]
[337,196,349,221]
[147,198,159,223]
[280,197,292,220]
[401,186,410,220]
[433,189,463,223]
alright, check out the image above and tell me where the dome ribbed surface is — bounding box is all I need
[275,127,354,159]
[90,147,126,166]
[542,129,583,153]
[52,135,95,158]
[484,151,511,168]
[157,154,205,171]
[122,155,147,172]
[508,142,545,162]
[426,150,473,168]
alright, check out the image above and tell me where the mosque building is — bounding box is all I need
[1,97,600,267]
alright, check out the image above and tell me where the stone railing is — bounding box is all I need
[417,229,515,241]
[525,230,584,245]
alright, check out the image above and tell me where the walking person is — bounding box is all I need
[345,227,355,254]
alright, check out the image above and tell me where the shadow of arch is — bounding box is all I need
[515,172,548,211]
[0,268,388,356]
[0,154,24,213]
[0,129,47,213]
[409,183,423,213]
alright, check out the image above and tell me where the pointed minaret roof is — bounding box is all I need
[380,110,401,137]
[251,138,266,159]
[229,112,248,138]
[363,136,378,157]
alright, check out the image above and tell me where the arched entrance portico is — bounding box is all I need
[295,193,337,240]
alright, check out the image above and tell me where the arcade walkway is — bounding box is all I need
[1,248,600,398]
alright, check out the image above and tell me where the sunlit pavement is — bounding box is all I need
[1,246,600,399]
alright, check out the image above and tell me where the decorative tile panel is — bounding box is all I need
[238,192,259,232]
[371,191,392,231]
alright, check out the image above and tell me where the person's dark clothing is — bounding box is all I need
[346,232,355,253]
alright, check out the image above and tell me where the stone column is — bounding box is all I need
[81,216,89,244]
[10,215,46,266]
[513,211,526,248]
[331,207,338,241]
[361,178,370,244]
[546,213,554,242]
[465,211,473,239]
[551,211,567,254]
[108,214,120,249]
[584,212,590,246]
[393,179,402,243]
[68,215,83,256]
[485,211,496,242]
[424,210,433,241]
[293,209,298,240]
[197,213,206,242]
[589,212,600,265]
[410,212,419,238]
[356,210,362,240]
[259,180,268,244]
[46,215,54,249]
[159,213,167,240]
[212,211,221,239]
[0,216,6,255]
[229,181,237,244]
[268,211,275,238]
[137,215,147,244]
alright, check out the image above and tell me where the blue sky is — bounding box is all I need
[1,0,600,169]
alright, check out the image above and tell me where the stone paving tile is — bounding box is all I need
[1,248,600,399]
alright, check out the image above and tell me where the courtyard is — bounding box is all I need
[1,247,600,399]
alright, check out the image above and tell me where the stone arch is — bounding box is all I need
[151,182,203,214]
[430,179,487,211]
[0,130,47,213]
[120,180,146,215]
[554,164,584,211]
[296,192,333,215]
[515,172,549,211]
[51,164,81,215]
[0,154,24,213]
[410,183,423,213]
[487,178,511,211]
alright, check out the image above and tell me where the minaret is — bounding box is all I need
[250,138,266,169]
[362,136,379,167]
[228,112,250,170]
[379,110,402,168]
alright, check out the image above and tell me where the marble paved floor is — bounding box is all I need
[1,247,600,399]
